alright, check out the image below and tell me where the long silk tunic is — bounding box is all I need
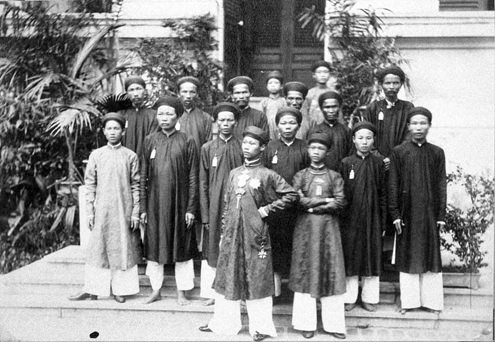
[178,106,213,154]
[233,107,269,141]
[199,136,243,267]
[309,121,352,171]
[85,144,142,270]
[388,141,446,274]
[289,165,347,298]
[120,107,158,157]
[140,130,199,264]
[213,160,298,300]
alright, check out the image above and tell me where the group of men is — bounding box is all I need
[69,62,446,341]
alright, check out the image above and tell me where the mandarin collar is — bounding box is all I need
[245,158,261,167]
[107,142,122,149]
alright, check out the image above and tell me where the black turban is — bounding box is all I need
[311,60,332,72]
[266,70,283,84]
[102,112,126,129]
[124,76,146,91]
[177,76,200,89]
[376,66,406,83]
[308,132,332,149]
[243,126,269,145]
[318,91,342,108]
[352,121,377,136]
[227,76,254,92]
[212,102,240,121]
[407,106,432,123]
[153,96,184,117]
[283,81,308,98]
[275,107,302,125]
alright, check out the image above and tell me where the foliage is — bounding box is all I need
[441,167,494,273]
[129,14,225,112]
[298,0,409,123]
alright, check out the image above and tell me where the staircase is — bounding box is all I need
[0,245,492,341]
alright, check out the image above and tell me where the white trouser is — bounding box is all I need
[83,264,139,297]
[292,292,346,334]
[399,272,444,310]
[145,259,195,291]
[208,292,277,337]
[200,260,216,299]
[344,276,380,304]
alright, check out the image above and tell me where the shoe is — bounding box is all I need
[198,325,212,332]
[328,332,346,339]
[253,331,270,341]
[145,290,162,304]
[302,330,315,339]
[344,303,356,311]
[423,307,441,314]
[399,308,409,315]
[68,292,97,301]
[361,302,377,312]
[113,295,125,303]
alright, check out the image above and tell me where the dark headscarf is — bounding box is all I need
[227,76,254,92]
[283,81,308,98]
[177,76,200,89]
[154,96,184,117]
[124,76,146,91]
[212,102,240,121]
[311,60,332,72]
[102,112,126,129]
[266,70,283,84]
[407,106,432,123]
[308,132,332,149]
[318,91,342,108]
[352,121,377,136]
[275,107,302,125]
[376,66,406,83]
[243,126,269,145]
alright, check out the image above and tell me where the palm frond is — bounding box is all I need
[95,93,132,113]
[47,98,98,137]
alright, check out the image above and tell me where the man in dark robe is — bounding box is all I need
[340,122,386,312]
[228,76,268,140]
[283,81,313,140]
[140,96,199,306]
[262,107,310,301]
[199,126,297,341]
[199,102,243,306]
[388,107,446,314]
[120,76,158,156]
[309,91,352,171]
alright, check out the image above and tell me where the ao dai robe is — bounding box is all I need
[120,107,158,156]
[213,161,298,300]
[233,107,269,141]
[178,106,213,154]
[309,122,352,171]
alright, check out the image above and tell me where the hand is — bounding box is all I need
[393,219,404,235]
[185,212,195,229]
[131,217,140,231]
[383,157,390,171]
[88,215,94,231]
[203,223,210,231]
[140,213,148,225]
[437,221,446,229]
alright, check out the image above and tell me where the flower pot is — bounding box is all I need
[442,272,481,289]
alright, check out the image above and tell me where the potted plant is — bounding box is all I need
[441,166,494,289]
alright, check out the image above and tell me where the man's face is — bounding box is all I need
[408,115,430,142]
[381,74,402,101]
[156,105,178,131]
[179,82,198,109]
[242,135,264,160]
[266,79,282,94]
[103,120,124,145]
[312,66,331,85]
[308,142,328,164]
[285,91,305,110]
[216,111,236,137]
[232,84,252,109]
[353,129,374,154]
[321,98,340,124]
[277,115,299,141]
[127,83,146,106]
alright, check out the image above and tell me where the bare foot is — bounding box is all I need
[177,290,191,306]
[202,298,215,306]
[145,290,161,304]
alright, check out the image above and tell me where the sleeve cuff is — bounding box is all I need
[258,206,269,218]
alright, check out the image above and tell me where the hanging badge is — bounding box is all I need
[150,149,156,160]
[175,122,181,130]
[349,169,355,179]
[378,111,384,121]
[125,120,128,129]
[316,185,322,196]
[272,154,278,164]
[212,155,218,167]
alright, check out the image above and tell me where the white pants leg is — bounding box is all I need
[246,296,277,337]
[321,294,346,334]
[200,260,216,299]
[175,259,195,291]
[208,292,242,335]
[83,264,111,297]
[361,276,380,304]
[110,265,139,296]
[400,272,421,309]
[146,260,164,291]
[344,276,359,304]
[420,272,444,311]
[292,292,317,331]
